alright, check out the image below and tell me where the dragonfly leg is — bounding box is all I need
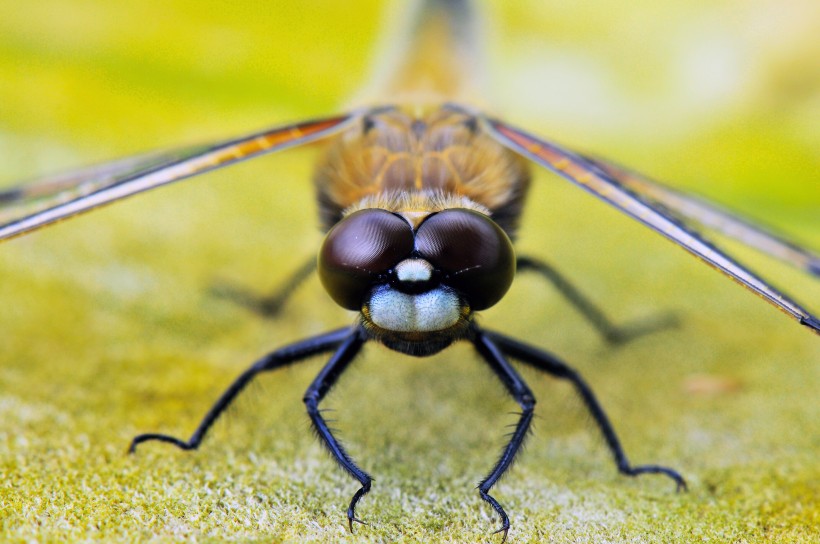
[471,328,537,544]
[302,329,371,532]
[128,327,354,453]
[517,255,678,344]
[485,329,686,491]
[211,257,316,318]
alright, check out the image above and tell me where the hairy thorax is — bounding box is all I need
[313,105,531,237]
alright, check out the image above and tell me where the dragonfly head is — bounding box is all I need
[318,207,515,355]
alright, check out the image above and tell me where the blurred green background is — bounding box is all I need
[0,1,818,542]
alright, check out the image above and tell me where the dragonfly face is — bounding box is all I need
[319,205,515,355]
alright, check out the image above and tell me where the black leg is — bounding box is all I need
[471,328,537,543]
[211,257,316,318]
[302,329,370,532]
[517,255,677,344]
[128,327,354,453]
[484,329,686,490]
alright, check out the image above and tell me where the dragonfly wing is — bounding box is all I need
[484,117,819,335]
[0,113,358,242]
[581,156,820,277]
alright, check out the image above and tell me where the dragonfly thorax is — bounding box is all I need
[313,105,531,238]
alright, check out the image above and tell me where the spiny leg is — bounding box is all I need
[302,327,371,532]
[516,255,677,345]
[211,257,316,318]
[484,329,686,490]
[128,327,354,453]
[471,328,537,543]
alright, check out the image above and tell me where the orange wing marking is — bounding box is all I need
[0,113,359,242]
[484,117,819,335]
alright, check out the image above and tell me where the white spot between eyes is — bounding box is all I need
[395,258,433,282]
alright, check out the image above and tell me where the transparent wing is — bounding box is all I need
[581,156,820,276]
[0,113,359,242]
[483,117,820,335]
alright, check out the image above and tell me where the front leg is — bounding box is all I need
[484,329,686,490]
[471,328,537,543]
[302,327,371,531]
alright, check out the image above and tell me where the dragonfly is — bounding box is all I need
[1,0,818,541]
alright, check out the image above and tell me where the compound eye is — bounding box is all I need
[415,209,515,311]
[318,209,414,310]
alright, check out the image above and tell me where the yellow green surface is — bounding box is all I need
[1,1,818,542]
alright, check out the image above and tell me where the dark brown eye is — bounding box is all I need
[318,208,414,310]
[415,209,515,311]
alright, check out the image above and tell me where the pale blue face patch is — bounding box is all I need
[367,284,461,332]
